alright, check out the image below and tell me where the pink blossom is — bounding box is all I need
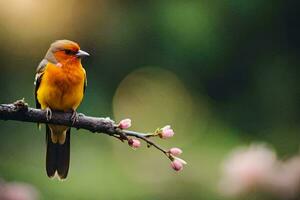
[128,139,141,149]
[219,144,277,196]
[118,118,131,129]
[0,182,39,200]
[170,157,187,171]
[171,159,183,171]
[219,143,300,198]
[159,125,174,139]
[266,156,300,198]
[169,148,183,156]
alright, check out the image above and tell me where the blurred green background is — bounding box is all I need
[0,0,299,199]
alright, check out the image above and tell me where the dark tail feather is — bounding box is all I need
[46,125,57,178]
[57,129,70,179]
[46,126,70,179]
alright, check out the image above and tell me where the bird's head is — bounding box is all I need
[45,40,90,64]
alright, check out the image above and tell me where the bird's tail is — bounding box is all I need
[46,125,70,180]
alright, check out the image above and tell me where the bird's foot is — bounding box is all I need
[45,107,52,121]
[71,110,84,125]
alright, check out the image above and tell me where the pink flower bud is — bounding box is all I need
[169,148,183,156]
[171,159,184,171]
[160,125,174,139]
[118,118,131,129]
[128,139,141,149]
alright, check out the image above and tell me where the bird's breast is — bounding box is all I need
[37,63,85,111]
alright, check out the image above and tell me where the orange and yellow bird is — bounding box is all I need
[34,40,89,179]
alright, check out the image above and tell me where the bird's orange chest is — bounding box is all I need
[47,63,83,90]
[37,62,85,111]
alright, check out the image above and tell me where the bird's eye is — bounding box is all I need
[64,49,74,55]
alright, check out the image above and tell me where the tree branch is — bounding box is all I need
[0,99,116,134]
[0,99,186,171]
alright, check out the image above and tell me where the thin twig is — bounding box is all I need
[123,130,168,155]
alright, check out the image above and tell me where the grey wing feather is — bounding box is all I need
[34,59,48,109]
[35,59,48,129]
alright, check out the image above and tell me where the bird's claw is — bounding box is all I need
[71,111,82,125]
[45,107,52,121]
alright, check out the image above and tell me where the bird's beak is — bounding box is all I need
[76,50,90,58]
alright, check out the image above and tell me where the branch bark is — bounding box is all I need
[0,100,174,160]
[0,99,116,134]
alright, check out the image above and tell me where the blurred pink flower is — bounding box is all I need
[266,156,300,198]
[118,118,131,129]
[159,125,174,139]
[0,181,39,200]
[128,138,141,149]
[219,144,277,196]
[169,147,183,156]
[220,144,300,198]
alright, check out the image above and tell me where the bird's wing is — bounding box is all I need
[34,59,48,109]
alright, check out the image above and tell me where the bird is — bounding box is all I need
[34,40,89,179]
